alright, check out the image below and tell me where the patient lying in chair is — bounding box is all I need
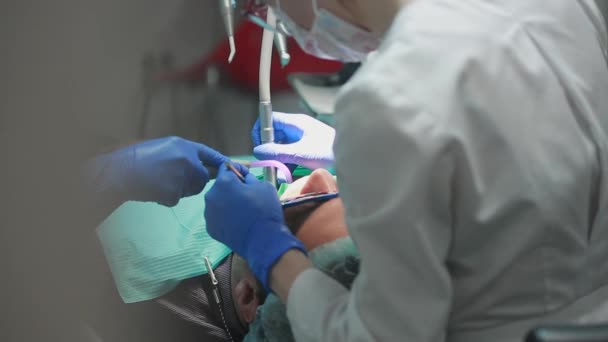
[95,168,355,342]
[155,169,354,341]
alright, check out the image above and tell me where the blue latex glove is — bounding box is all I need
[204,166,306,290]
[87,136,246,211]
[251,112,335,170]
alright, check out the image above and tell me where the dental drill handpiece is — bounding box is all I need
[219,0,236,63]
[274,32,291,67]
[259,7,277,187]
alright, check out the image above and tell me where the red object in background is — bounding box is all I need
[161,21,343,92]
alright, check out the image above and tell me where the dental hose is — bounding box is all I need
[259,7,277,187]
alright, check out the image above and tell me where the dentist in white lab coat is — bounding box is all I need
[205,0,608,341]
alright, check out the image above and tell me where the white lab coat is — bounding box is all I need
[286,1,608,341]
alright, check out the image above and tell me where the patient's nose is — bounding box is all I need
[300,169,338,194]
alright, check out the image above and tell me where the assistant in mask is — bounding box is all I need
[271,0,381,62]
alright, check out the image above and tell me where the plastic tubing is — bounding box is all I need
[249,160,293,184]
[259,9,274,103]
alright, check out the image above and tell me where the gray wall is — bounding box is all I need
[64,0,260,155]
[1,2,301,340]
[1,0,298,156]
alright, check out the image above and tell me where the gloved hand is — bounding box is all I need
[204,166,306,290]
[251,112,335,170]
[87,136,245,210]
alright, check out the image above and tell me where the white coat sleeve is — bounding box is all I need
[286,53,456,341]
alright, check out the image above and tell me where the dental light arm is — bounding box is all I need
[217,1,281,186]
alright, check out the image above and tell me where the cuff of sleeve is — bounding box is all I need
[249,226,307,292]
[286,268,350,341]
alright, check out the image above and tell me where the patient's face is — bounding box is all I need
[281,169,348,251]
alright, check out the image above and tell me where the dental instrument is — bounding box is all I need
[274,32,291,67]
[229,159,293,184]
[250,160,293,184]
[281,192,339,208]
[204,256,221,304]
[204,255,234,341]
[225,162,246,183]
[248,14,291,67]
[219,0,236,63]
[217,2,280,186]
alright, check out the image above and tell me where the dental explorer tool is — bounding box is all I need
[259,7,277,187]
[225,162,246,183]
[219,0,236,63]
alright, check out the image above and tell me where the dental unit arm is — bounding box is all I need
[219,2,283,187]
[259,7,277,186]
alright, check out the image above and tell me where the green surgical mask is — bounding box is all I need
[97,180,231,303]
